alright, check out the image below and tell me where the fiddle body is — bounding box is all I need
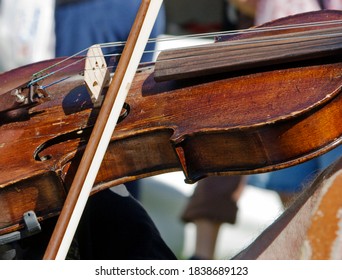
[0,10,342,238]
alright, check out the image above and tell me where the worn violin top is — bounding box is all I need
[0,10,342,235]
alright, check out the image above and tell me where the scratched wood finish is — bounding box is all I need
[155,25,342,82]
[305,168,342,259]
[0,10,342,236]
[233,156,342,260]
[0,172,65,235]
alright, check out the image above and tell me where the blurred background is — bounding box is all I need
[138,172,283,259]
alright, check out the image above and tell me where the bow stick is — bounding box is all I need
[43,0,163,260]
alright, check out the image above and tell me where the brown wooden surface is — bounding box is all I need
[43,0,154,259]
[0,10,341,239]
[305,167,342,259]
[0,172,65,235]
[155,25,342,82]
[233,156,342,260]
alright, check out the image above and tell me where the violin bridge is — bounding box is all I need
[84,44,110,107]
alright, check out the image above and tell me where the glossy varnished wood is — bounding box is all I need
[155,25,342,82]
[0,10,341,237]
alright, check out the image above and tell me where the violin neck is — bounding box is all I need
[154,26,342,82]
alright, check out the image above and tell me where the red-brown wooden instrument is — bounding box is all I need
[0,10,341,253]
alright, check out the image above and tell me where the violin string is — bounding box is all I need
[37,23,341,87]
[30,19,342,87]
[154,30,342,64]
[36,58,156,90]
[89,18,342,55]
[28,56,88,86]
[90,18,342,51]
[84,26,342,71]
[40,75,74,90]
[34,21,340,86]
[35,19,342,72]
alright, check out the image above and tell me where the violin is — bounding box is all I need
[0,9,341,253]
